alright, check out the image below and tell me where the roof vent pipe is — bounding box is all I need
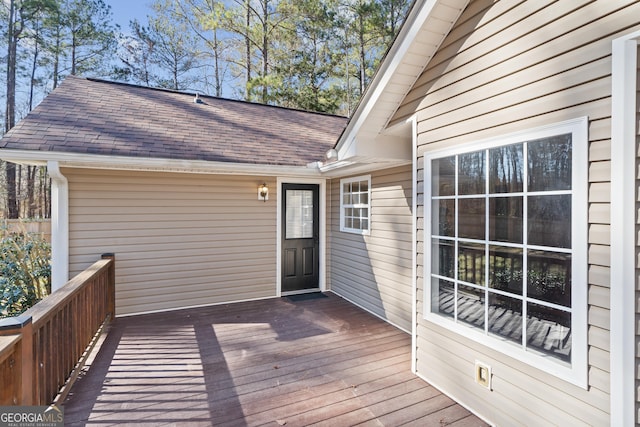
[194,93,203,104]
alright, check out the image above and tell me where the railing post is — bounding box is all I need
[0,315,34,405]
[101,253,116,318]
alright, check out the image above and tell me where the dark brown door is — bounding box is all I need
[281,183,320,293]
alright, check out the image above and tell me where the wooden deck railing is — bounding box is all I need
[0,254,115,406]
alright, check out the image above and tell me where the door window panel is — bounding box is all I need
[286,190,314,239]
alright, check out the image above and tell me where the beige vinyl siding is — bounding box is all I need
[403,0,639,424]
[65,168,277,316]
[329,166,413,332]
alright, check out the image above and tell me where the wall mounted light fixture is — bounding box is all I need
[258,183,269,202]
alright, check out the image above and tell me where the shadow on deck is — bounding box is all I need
[62,293,488,426]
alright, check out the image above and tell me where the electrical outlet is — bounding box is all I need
[475,361,492,390]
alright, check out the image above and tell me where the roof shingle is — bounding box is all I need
[0,76,348,167]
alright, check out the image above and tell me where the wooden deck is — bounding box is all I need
[62,293,488,426]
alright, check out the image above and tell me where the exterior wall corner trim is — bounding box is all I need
[610,30,640,427]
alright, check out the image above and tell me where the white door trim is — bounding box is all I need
[276,177,327,296]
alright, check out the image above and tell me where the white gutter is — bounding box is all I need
[0,150,325,178]
[47,161,69,291]
[610,31,639,427]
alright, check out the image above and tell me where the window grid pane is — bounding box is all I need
[341,178,370,233]
[430,135,573,364]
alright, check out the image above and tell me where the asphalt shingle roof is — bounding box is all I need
[0,76,348,167]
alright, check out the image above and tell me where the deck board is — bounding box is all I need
[63,293,488,426]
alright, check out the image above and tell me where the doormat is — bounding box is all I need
[286,292,328,302]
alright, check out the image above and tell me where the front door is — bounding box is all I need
[281,183,320,293]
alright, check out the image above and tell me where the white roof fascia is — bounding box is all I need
[0,150,324,177]
[335,0,470,158]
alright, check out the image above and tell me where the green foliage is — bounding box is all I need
[118,0,412,114]
[0,226,51,318]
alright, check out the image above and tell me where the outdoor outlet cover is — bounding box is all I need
[475,361,492,390]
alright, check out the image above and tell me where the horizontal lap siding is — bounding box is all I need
[401,0,640,424]
[329,166,413,332]
[65,168,277,316]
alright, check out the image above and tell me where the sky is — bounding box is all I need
[106,0,153,33]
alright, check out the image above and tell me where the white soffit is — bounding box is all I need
[336,0,470,157]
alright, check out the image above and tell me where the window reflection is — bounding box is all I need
[432,157,456,196]
[527,195,571,248]
[489,246,523,295]
[489,197,523,243]
[432,278,454,318]
[526,302,571,362]
[488,293,523,345]
[459,151,485,195]
[429,130,575,367]
[459,198,485,240]
[457,285,485,328]
[432,239,455,278]
[458,242,485,285]
[528,250,571,307]
[490,144,524,193]
[432,199,455,237]
[528,134,572,192]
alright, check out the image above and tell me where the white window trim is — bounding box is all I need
[423,117,589,388]
[340,175,372,235]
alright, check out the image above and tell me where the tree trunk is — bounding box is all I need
[6,0,17,134]
[6,163,18,218]
[27,166,36,218]
[358,14,366,95]
[5,0,19,219]
[71,32,77,75]
[214,30,221,97]
[29,19,41,111]
[17,164,22,216]
[261,0,268,103]
[53,25,61,88]
[245,0,251,99]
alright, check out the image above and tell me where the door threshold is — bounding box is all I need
[281,288,321,297]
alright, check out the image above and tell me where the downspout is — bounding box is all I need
[47,161,69,291]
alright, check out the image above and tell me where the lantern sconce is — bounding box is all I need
[258,183,269,202]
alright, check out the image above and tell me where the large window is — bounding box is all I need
[340,175,371,234]
[425,118,588,386]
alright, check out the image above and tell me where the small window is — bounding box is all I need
[340,175,371,234]
[425,118,588,387]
